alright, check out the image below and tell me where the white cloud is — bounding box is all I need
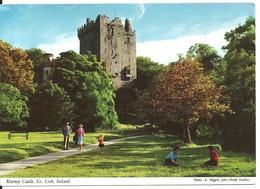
[136,15,250,65]
[38,29,229,65]
[120,16,126,23]
[137,28,230,65]
[37,34,79,57]
[138,4,146,20]
[36,15,247,66]
[0,6,10,11]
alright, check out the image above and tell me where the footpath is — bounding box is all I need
[0,135,144,176]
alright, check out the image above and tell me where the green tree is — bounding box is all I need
[0,82,29,128]
[26,48,45,84]
[187,43,221,74]
[115,56,164,116]
[0,40,34,94]
[135,56,164,89]
[137,59,232,143]
[28,81,75,131]
[221,16,255,153]
[222,16,255,53]
[52,51,118,131]
[185,44,225,135]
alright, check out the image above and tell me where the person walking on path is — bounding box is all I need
[62,122,72,150]
[98,134,104,154]
[165,146,180,167]
[77,124,85,150]
[204,146,219,167]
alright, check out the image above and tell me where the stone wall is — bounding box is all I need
[78,18,100,57]
[78,14,137,89]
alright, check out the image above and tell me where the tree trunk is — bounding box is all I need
[183,120,192,144]
[182,127,186,140]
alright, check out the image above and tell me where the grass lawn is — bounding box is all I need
[2,134,255,177]
[0,131,140,164]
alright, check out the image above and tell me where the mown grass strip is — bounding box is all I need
[0,131,141,164]
[3,134,255,177]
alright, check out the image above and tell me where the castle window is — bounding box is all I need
[129,58,131,62]
[115,61,118,64]
[112,50,113,54]
[46,70,49,76]
[120,66,131,81]
[128,37,130,43]
[104,37,106,42]
[105,49,106,52]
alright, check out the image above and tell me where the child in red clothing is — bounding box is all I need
[204,146,219,167]
[98,135,104,154]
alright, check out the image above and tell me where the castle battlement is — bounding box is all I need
[78,14,135,37]
[77,21,95,37]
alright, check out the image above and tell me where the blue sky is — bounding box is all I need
[0,3,255,64]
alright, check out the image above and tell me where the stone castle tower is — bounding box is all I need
[77,14,137,89]
[42,53,55,83]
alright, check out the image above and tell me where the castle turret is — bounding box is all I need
[43,53,54,82]
[125,19,132,32]
[87,18,92,24]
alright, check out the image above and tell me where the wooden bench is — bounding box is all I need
[8,131,29,139]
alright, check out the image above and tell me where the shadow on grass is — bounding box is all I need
[55,138,213,170]
[0,141,71,164]
[3,134,256,177]
[0,141,65,149]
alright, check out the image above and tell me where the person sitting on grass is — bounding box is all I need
[98,134,104,154]
[165,146,180,167]
[204,146,219,167]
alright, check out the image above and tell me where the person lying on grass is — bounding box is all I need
[165,146,180,167]
[204,146,219,167]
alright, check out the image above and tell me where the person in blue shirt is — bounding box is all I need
[165,146,180,167]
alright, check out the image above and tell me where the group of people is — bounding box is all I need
[164,146,219,167]
[63,122,219,167]
[62,122,104,153]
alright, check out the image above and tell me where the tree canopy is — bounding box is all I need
[135,56,164,89]
[0,40,34,94]
[222,16,255,54]
[26,48,45,84]
[221,16,255,152]
[115,56,164,116]
[187,43,221,74]
[52,51,118,131]
[137,59,232,143]
[28,81,76,131]
[0,82,29,127]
